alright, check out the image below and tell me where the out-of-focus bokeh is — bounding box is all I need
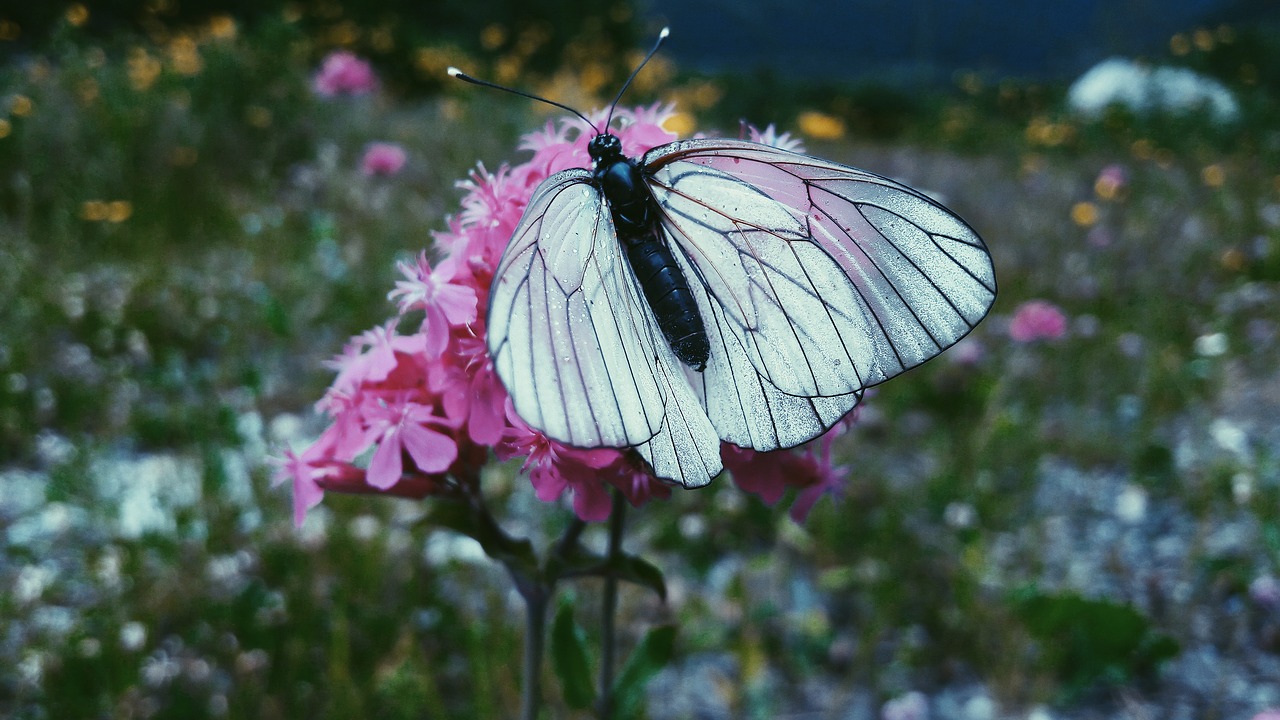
[2,1,1280,718]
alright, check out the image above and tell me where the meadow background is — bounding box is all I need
[2,1,1280,718]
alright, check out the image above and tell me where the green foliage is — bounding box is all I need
[612,624,677,720]
[550,599,596,710]
[1010,587,1180,696]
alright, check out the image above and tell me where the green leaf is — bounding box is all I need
[610,554,667,602]
[548,545,668,602]
[612,625,676,720]
[550,600,595,710]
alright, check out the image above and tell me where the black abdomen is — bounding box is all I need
[595,153,710,372]
[624,234,710,371]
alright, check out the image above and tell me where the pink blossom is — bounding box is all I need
[1009,300,1068,343]
[744,122,806,153]
[1250,575,1280,609]
[1086,225,1113,248]
[365,399,458,489]
[1252,712,1280,720]
[790,424,850,522]
[312,51,378,97]
[272,445,328,527]
[723,417,851,520]
[882,691,929,720]
[361,142,407,176]
[947,337,986,366]
[724,445,805,505]
[389,254,478,357]
[1094,163,1128,200]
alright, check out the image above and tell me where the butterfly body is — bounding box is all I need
[591,133,711,371]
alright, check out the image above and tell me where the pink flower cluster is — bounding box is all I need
[277,105,851,525]
[362,142,407,176]
[1008,300,1068,343]
[312,51,378,97]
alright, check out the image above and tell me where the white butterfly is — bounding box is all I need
[454,31,996,488]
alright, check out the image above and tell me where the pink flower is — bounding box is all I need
[389,254,478,357]
[365,399,458,489]
[1250,575,1280,609]
[882,691,929,720]
[273,446,328,527]
[1252,712,1280,720]
[744,122,806,153]
[947,337,986,366]
[790,425,850,522]
[1094,164,1128,201]
[361,142,407,176]
[722,416,852,520]
[724,445,805,505]
[1009,300,1068,343]
[312,51,377,97]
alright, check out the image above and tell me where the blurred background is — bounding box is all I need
[2,0,1280,718]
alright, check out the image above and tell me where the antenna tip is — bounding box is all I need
[659,27,670,38]
[446,66,463,78]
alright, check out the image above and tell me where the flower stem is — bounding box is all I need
[521,582,548,720]
[597,489,627,719]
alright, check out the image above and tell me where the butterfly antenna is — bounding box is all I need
[446,67,595,129]
[604,26,670,132]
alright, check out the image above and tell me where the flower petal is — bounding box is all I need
[367,428,404,489]
[401,422,458,474]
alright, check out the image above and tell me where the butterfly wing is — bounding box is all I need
[643,138,996,449]
[486,169,722,484]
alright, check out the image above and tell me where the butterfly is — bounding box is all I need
[450,28,996,488]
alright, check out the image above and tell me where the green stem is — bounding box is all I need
[521,584,548,720]
[597,490,627,719]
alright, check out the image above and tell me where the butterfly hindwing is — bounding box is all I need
[644,138,996,400]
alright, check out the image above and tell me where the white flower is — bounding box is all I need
[1068,58,1239,124]
[120,621,148,651]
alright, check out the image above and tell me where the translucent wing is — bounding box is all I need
[643,138,996,449]
[486,170,722,485]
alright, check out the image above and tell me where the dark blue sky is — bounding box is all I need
[639,0,1264,83]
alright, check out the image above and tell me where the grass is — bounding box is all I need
[3,6,1280,720]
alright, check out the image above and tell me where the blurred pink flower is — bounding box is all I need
[361,142,407,176]
[947,337,986,365]
[724,415,853,521]
[882,691,929,720]
[312,51,377,97]
[1009,300,1068,343]
[1094,163,1128,200]
[744,122,806,153]
[1252,712,1280,720]
[1249,575,1280,609]
[282,103,853,524]
[1086,225,1113,248]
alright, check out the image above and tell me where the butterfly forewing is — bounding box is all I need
[489,170,665,448]
[488,168,725,485]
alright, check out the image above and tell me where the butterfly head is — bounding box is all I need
[587,133,624,165]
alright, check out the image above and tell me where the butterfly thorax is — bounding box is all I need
[589,132,710,371]
[590,134,653,238]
